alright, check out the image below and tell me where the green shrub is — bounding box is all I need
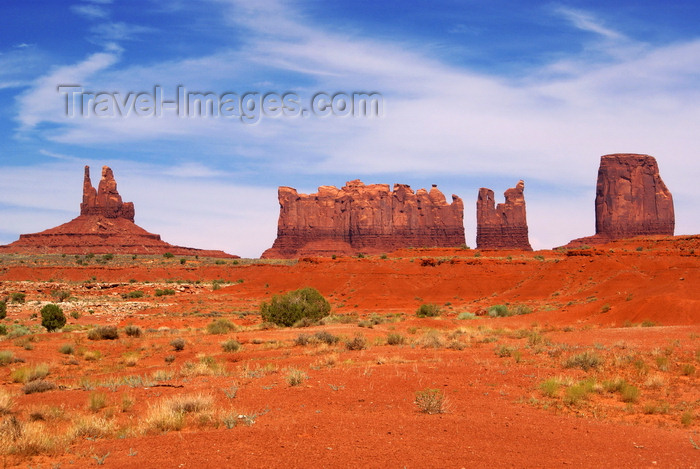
[87,326,119,340]
[123,290,145,299]
[10,293,26,304]
[562,351,603,371]
[170,338,186,351]
[58,344,74,354]
[345,335,368,351]
[207,319,238,335]
[51,290,71,303]
[163,252,174,259]
[488,304,510,317]
[23,380,56,394]
[414,388,447,414]
[416,304,440,318]
[620,383,640,403]
[155,289,175,297]
[564,380,595,406]
[260,287,331,327]
[539,378,560,397]
[0,350,15,366]
[0,325,6,336]
[41,304,66,331]
[314,331,339,345]
[221,339,241,352]
[0,300,6,320]
[386,333,406,345]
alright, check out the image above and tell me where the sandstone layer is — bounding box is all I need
[0,165,236,258]
[476,180,532,250]
[261,180,465,258]
[564,154,674,247]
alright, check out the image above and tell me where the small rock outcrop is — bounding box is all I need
[0,165,236,257]
[564,154,674,247]
[476,180,532,250]
[261,180,465,258]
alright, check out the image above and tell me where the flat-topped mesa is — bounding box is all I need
[80,166,135,221]
[261,179,465,258]
[0,165,236,257]
[564,154,674,248]
[476,180,532,250]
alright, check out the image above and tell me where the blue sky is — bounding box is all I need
[1,0,698,257]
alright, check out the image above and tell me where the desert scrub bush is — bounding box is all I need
[416,330,446,349]
[124,324,143,337]
[207,318,238,334]
[285,368,308,386]
[88,392,108,412]
[123,290,145,299]
[562,351,603,371]
[221,339,241,352]
[10,292,26,304]
[0,389,13,414]
[23,380,57,394]
[314,330,340,345]
[0,350,16,366]
[414,388,448,414]
[495,345,517,358]
[680,364,696,376]
[170,337,186,351]
[6,324,30,338]
[620,383,640,403]
[70,415,113,440]
[260,287,331,327]
[563,380,596,406]
[51,290,71,303]
[386,333,406,345]
[539,378,560,397]
[40,303,66,331]
[457,312,475,320]
[2,418,64,456]
[12,363,50,383]
[143,393,213,433]
[155,288,176,297]
[602,377,628,393]
[642,401,670,415]
[488,304,510,317]
[122,352,139,367]
[416,303,440,318]
[180,355,227,377]
[0,324,6,335]
[344,334,368,351]
[0,299,6,319]
[681,411,694,426]
[87,325,119,340]
[58,343,74,354]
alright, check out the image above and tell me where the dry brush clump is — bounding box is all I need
[415,388,449,414]
[142,393,214,433]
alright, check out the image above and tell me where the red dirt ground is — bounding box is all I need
[0,236,698,468]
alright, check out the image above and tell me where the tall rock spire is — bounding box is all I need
[79,165,135,221]
[476,180,532,250]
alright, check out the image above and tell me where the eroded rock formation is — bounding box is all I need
[80,166,135,221]
[261,180,465,258]
[476,180,532,250]
[564,154,674,247]
[0,165,236,257]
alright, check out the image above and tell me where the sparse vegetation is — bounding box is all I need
[414,388,447,414]
[124,324,143,337]
[170,338,186,351]
[40,303,66,331]
[416,303,440,318]
[563,351,603,371]
[87,325,119,340]
[207,318,238,334]
[260,287,331,327]
[221,339,241,352]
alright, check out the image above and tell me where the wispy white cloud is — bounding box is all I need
[553,6,623,40]
[71,4,109,19]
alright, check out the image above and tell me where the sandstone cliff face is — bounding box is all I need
[262,180,465,258]
[476,180,532,250]
[564,154,674,247]
[0,165,236,258]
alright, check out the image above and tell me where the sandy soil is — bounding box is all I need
[0,236,698,468]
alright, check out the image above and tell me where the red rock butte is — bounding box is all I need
[476,180,532,250]
[261,179,465,258]
[0,165,237,258]
[565,154,674,247]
